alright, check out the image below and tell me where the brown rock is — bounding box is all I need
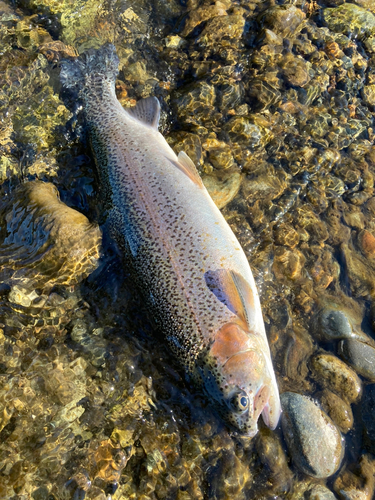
[310,353,362,404]
[317,389,354,434]
[334,455,375,500]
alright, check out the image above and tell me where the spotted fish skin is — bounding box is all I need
[60,43,281,436]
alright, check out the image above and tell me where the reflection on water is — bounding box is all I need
[0,0,375,498]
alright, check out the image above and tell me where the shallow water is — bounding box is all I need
[0,0,375,498]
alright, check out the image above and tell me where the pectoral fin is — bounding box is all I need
[126,96,161,129]
[204,269,255,325]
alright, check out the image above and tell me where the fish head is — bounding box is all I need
[197,322,281,436]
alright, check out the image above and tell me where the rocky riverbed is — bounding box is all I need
[0,0,375,498]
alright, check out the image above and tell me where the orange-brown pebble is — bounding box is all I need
[358,230,375,258]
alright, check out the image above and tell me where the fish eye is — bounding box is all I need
[229,391,249,412]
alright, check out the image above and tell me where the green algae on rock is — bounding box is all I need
[323,4,375,40]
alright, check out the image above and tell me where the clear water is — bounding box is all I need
[0,0,374,498]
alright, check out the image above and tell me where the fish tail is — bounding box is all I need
[60,43,119,100]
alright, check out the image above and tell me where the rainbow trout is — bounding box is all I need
[61,44,280,436]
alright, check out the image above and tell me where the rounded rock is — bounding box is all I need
[0,181,101,289]
[317,390,354,434]
[274,223,300,249]
[281,392,344,478]
[363,85,375,106]
[196,15,245,48]
[272,246,305,281]
[310,353,362,403]
[260,6,306,37]
[338,339,375,382]
[202,171,242,209]
[319,309,354,341]
[306,484,338,500]
[224,116,264,147]
[323,4,375,40]
[279,53,311,88]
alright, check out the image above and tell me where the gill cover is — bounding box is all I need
[201,269,281,435]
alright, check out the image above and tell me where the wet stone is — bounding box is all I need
[202,171,242,209]
[333,454,375,500]
[202,137,235,170]
[338,339,375,382]
[172,82,216,126]
[0,181,101,289]
[341,243,375,298]
[196,15,245,48]
[255,428,293,496]
[181,1,228,37]
[353,0,375,12]
[217,83,243,111]
[309,353,362,404]
[8,285,39,308]
[358,230,375,259]
[279,53,311,88]
[305,484,338,500]
[365,37,375,53]
[260,6,306,38]
[164,35,186,50]
[242,163,288,202]
[316,309,355,342]
[363,85,375,106]
[274,223,300,249]
[32,486,49,500]
[272,246,305,281]
[323,4,375,40]
[317,390,354,434]
[281,392,344,478]
[224,116,266,148]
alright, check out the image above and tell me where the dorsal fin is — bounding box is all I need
[204,269,254,326]
[126,96,160,129]
[171,151,204,188]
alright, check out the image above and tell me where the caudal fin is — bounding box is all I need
[60,43,119,99]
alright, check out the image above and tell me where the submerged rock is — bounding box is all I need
[314,307,368,343]
[196,15,245,48]
[279,53,312,88]
[309,353,362,404]
[333,454,375,500]
[202,171,242,209]
[260,6,306,38]
[323,4,375,39]
[0,181,101,289]
[338,339,375,382]
[305,484,338,500]
[317,390,354,434]
[181,1,228,37]
[280,392,344,478]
